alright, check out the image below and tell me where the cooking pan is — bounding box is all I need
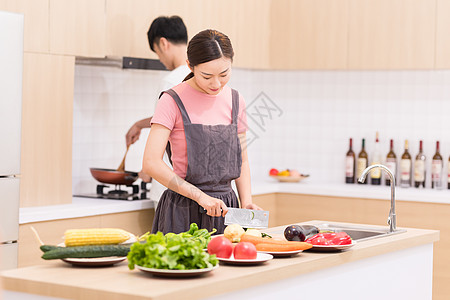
[90,168,138,185]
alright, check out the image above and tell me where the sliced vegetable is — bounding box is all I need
[244,229,262,238]
[41,244,130,260]
[255,242,312,252]
[305,232,352,245]
[240,234,312,250]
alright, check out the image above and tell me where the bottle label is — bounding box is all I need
[370,161,381,178]
[431,160,443,180]
[400,159,411,180]
[345,156,354,177]
[448,163,450,183]
[385,159,397,178]
[356,158,367,178]
[414,160,425,181]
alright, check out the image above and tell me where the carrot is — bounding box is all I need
[240,234,278,245]
[256,242,312,252]
[240,234,311,249]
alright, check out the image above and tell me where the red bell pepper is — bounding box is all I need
[305,232,352,245]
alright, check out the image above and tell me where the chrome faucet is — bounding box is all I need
[358,164,397,233]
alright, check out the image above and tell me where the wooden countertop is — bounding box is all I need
[1,221,439,300]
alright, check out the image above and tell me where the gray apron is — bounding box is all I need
[151,88,242,234]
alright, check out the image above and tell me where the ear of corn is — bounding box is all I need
[64,228,132,247]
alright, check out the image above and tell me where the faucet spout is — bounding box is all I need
[358,164,397,233]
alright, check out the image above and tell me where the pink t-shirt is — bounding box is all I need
[151,82,248,179]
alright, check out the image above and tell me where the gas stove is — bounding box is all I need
[74,181,151,201]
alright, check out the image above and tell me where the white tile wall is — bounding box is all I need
[73,65,450,194]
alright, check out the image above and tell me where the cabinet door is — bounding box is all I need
[0,0,49,53]
[106,0,271,69]
[436,0,450,69]
[269,0,349,70]
[20,53,74,207]
[348,0,435,69]
[49,0,105,57]
[106,0,159,59]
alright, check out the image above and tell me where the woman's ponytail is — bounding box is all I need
[183,72,194,82]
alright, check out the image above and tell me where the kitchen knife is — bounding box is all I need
[224,208,269,229]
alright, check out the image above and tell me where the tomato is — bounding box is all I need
[207,236,233,258]
[233,242,257,259]
[269,168,279,176]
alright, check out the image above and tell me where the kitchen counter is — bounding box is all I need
[19,179,450,224]
[19,197,156,224]
[1,221,439,300]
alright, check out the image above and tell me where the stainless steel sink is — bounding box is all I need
[316,223,407,242]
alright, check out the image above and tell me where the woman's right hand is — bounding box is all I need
[198,195,228,217]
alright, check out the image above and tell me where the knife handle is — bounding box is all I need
[198,206,224,214]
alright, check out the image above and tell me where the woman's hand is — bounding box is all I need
[243,203,263,210]
[198,195,229,217]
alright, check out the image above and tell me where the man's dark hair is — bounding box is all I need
[147,16,188,52]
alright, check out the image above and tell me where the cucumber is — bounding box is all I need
[41,244,130,260]
[40,245,61,253]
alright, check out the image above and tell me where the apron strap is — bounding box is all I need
[162,89,192,125]
[231,89,239,125]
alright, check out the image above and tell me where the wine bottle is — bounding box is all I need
[345,138,356,184]
[431,141,443,189]
[400,140,412,188]
[385,139,397,186]
[356,138,368,184]
[448,155,450,190]
[414,140,426,188]
[370,132,382,185]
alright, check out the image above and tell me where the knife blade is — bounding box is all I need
[224,208,269,229]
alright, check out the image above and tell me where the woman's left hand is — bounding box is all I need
[243,203,263,210]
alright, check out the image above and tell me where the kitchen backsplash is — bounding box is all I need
[73,65,450,194]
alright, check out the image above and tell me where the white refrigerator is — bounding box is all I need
[0,10,23,270]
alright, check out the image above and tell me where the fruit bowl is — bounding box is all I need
[270,175,309,183]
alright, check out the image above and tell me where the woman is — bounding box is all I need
[143,29,262,234]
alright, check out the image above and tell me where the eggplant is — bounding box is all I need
[284,225,320,242]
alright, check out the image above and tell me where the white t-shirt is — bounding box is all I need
[149,64,190,202]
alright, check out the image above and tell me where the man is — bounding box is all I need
[126,16,190,202]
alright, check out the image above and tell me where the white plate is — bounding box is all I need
[257,249,303,258]
[136,264,218,278]
[308,241,356,252]
[218,252,273,265]
[62,256,127,267]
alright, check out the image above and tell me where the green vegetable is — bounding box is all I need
[41,244,130,260]
[127,223,218,270]
[261,232,272,238]
[40,245,61,253]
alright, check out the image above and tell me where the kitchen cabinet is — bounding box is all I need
[2,222,438,299]
[18,209,154,267]
[268,0,349,69]
[0,0,49,53]
[255,193,449,300]
[20,53,74,207]
[105,0,271,69]
[435,0,450,69]
[49,0,105,57]
[348,0,436,69]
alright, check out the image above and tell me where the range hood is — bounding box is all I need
[75,56,166,71]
